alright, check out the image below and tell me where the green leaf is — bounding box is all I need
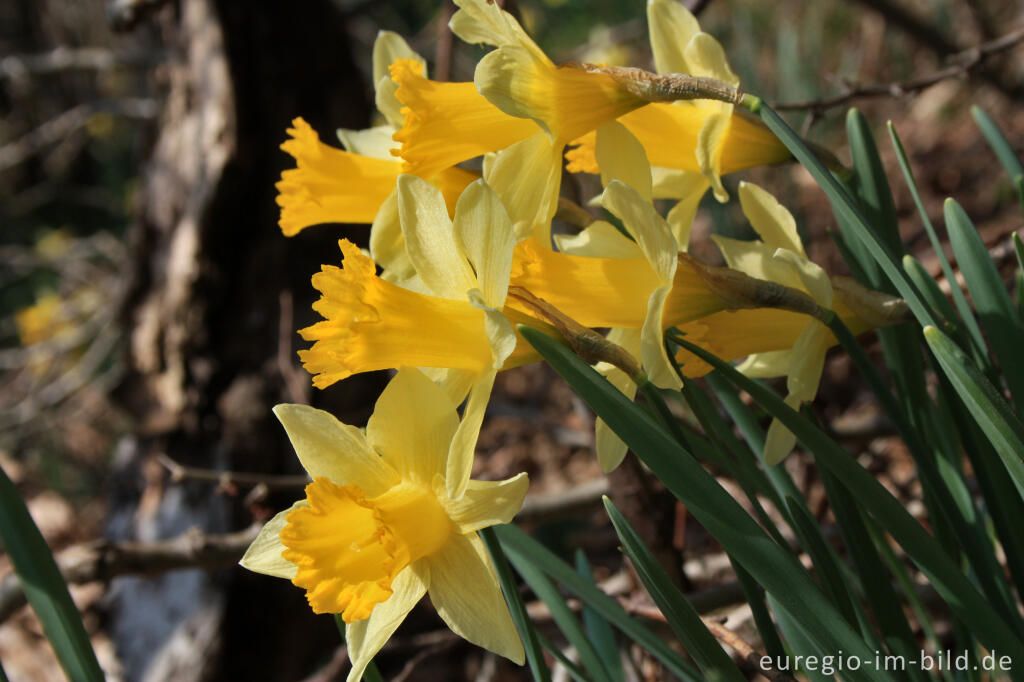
[902,254,959,335]
[972,105,1024,181]
[888,122,991,368]
[519,326,887,680]
[496,525,703,682]
[479,527,551,682]
[925,326,1024,497]
[665,331,1024,663]
[847,108,903,265]
[0,464,103,682]
[574,551,624,682]
[604,498,746,682]
[751,101,935,327]
[512,553,612,682]
[944,198,1024,407]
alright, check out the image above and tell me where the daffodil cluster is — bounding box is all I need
[242,0,907,678]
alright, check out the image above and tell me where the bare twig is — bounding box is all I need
[0,47,164,81]
[0,525,259,624]
[156,454,310,492]
[773,25,1024,113]
[277,291,310,405]
[434,2,455,82]
[0,98,159,172]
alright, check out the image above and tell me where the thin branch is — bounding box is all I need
[156,454,310,492]
[773,25,1024,113]
[0,47,164,81]
[0,98,159,172]
[0,525,259,624]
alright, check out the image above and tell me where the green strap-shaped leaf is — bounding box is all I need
[496,524,703,682]
[925,326,1024,498]
[604,498,747,682]
[944,198,1024,409]
[511,554,612,682]
[479,527,551,682]
[519,326,889,681]
[0,464,103,682]
[574,551,624,682]
[972,105,1024,181]
[666,331,1024,669]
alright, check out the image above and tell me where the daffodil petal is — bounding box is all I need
[786,323,829,401]
[427,533,525,663]
[369,189,414,280]
[443,473,529,533]
[468,289,517,369]
[735,349,792,378]
[763,394,803,466]
[773,247,833,307]
[647,0,700,75]
[451,0,549,61]
[602,180,677,282]
[737,181,804,255]
[595,328,642,472]
[483,132,562,243]
[696,111,731,203]
[595,122,652,201]
[336,124,398,159]
[239,501,305,580]
[346,564,429,682]
[642,285,682,388]
[685,32,740,87]
[664,174,710,250]
[447,369,497,500]
[418,367,476,405]
[711,235,804,291]
[373,31,426,128]
[554,220,642,258]
[454,180,515,308]
[366,368,459,486]
[273,404,399,496]
[396,175,477,299]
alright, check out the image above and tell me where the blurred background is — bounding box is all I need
[0,0,1021,679]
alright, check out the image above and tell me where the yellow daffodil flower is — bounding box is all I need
[275,31,477,283]
[298,175,548,497]
[671,181,905,464]
[565,0,789,202]
[240,368,528,681]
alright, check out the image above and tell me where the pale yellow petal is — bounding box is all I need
[595,327,642,472]
[786,323,829,402]
[273,404,398,496]
[763,395,803,466]
[554,220,642,258]
[646,0,700,75]
[373,31,426,128]
[685,32,740,86]
[735,350,792,379]
[595,122,652,201]
[366,368,459,486]
[369,190,415,281]
[454,180,515,308]
[651,167,707,200]
[737,181,804,255]
[418,367,476,405]
[483,132,562,243]
[396,175,477,299]
[427,533,525,663]
[711,235,804,291]
[696,111,731,202]
[443,473,529,533]
[451,0,549,63]
[346,564,429,682]
[336,124,398,159]
[446,369,497,500]
[602,180,677,283]
[664,174,710,251]
[467,289,517,369]
[773,248,833,307]
[642,285,682,388]
[239,501,305,580]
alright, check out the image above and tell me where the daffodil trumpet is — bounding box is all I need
[240,368,528,682]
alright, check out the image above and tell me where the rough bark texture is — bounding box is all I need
[112,0,383,678]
